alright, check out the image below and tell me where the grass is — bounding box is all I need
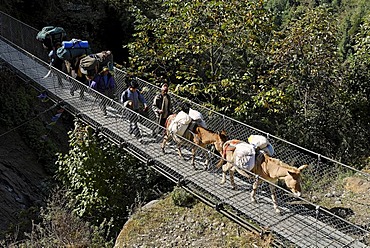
[115,188,273,247]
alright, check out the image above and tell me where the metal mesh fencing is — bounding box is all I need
[0,11,47,61]
[1,10,369,247]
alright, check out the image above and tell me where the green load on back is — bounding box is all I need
[36,26,67,50]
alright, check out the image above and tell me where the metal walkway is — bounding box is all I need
[0,11,369,247]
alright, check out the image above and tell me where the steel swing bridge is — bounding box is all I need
[0,11,369,248]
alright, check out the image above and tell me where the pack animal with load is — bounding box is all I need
[161,111,227,170]
[217,139,308,214]
[218,135,275,173]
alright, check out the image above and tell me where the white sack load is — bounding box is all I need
[169,111,192,137]
[248,134,275,156]
[189,108,207,128]
[234,142,256,171]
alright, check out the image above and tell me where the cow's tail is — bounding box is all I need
[216,142,230,169]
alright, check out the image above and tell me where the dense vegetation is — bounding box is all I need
[55,121,172,241]
[1,0,370,246]
[0,68,71,242]
[127,0,370,166]
[1,0,368,166]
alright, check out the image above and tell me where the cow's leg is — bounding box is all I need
[220,163,229,185]
[250,178,260,203]
[230,167,236,190]
[269,184,281,214]
[161,132,170,153]
[216,157,225,169]
[203,149,210,170]
[190,146,197,170]
[221,162,233,185]
[176,144,184,159]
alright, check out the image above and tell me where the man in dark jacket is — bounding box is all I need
[152,82,172,137]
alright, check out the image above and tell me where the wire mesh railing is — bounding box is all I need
[1,10,369,247]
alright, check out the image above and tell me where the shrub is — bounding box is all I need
[1,188,113,247]
[171,186,196,207]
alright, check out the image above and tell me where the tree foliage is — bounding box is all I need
[55,121,169,238]
[126,1,370,165]
[128,0,274,116]
[3,188,113,247]
[262,7,340,116]
[338,13,370,164]
[253,5,369,165]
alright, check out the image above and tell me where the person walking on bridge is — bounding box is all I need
[89,66,116,115]
[120,79,148,139]
[152,82,172,137]
[48,42,64,87]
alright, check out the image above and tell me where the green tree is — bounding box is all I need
[55,121,167,238]
[256,6,353,157]
[339,13,370,165]
[128,0,274,116]
[335,0,370,59]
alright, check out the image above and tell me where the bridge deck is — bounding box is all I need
[0,38,367,248]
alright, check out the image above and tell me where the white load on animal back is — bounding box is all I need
[189,108,207,128]
[248,134,275,156]
[168,111,192,140]
[233,142,256,171]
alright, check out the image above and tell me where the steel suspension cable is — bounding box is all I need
[0,103,59,138]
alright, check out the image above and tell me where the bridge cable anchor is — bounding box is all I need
[119,140,127,149]
[146,159,154,167]
[177,177,186,187]
[215,202,224,211]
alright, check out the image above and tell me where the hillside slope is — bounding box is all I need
[114,190,272,248]
[0,67,72,240]
[0,126,47,236]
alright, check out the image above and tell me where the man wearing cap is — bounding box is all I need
[152,82,172,137]
[90,66,116,115]
[120,79,148,139]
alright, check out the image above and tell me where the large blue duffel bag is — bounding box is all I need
[62,39,89,49]
[56,39,91,61]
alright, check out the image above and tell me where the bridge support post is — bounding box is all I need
[215,202,224,211]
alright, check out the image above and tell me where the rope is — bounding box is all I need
[315,205,320,247]
[0,103,59,138]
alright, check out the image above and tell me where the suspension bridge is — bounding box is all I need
[0,11,369,247]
